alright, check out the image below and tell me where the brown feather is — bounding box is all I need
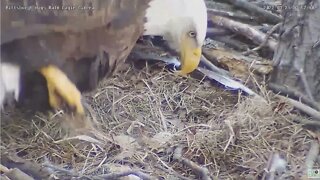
[1,0,151,92]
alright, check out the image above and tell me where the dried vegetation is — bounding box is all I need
[1,0,320,179]
[1,62,317,179]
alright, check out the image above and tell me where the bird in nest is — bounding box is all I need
[0,0,208,123]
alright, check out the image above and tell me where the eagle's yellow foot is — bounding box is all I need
[39,65,84,115]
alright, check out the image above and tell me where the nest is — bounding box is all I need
[0,60,315,179]
[2,0,320,178]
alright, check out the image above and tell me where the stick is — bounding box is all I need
[155,165,192,180]
[276,95,320,121]
[96,170,154,180]
[305,141,320,170]
[1,153,52,179]
[208,15,277,51]
[0,164,10,173]
[44,162,154,180]
[206,27,233,37]
[209,36,250,51]
[2,167,34,180]
[173,147,212,180]
[213,0,282,24]
[269,83,320,111]
[243,23,281,55]
[42,163,79,177]
[298,70,315,102]
[207,9,255,23]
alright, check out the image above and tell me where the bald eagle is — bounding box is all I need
[0,0,207,114]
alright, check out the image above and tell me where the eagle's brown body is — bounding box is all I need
[1,0,208,113]
[1,0,150,92]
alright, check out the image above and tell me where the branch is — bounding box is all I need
[44,162,154,180]
[209,35,250,51]
[155,165,192,180]
[0,165,34,180]
[276,95,320,121]
[206,27,233,37]
[208,15,277,51]
[207,9,255,23]
[243,23,281,55]
[269,83,320,111]
[173,147,212,180]
[305,141,320,170]
[42,163,79,177]
[213,0,282,24]
[0,153,52,179]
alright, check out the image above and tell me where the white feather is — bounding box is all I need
[144,0,207,49]
[198,67,257,96]
[0,63,21,108]
[152,55,260,97]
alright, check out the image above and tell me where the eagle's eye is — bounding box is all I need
[188,31,197,38]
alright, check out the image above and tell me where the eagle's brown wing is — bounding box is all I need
[1,0,150,90]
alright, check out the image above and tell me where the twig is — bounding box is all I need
[0,167,34,180]
[301,141,320,179]
[262,152,273,180]
[96,170,154,180]
[207,8,255,23]
[0,175,10,180]
[223,120,235,152]
[42,163,79,177]
[44,162,154,180]
[155,164,192,180]
[173,146,212,180]
[1,153,52,179]
[295,117,320,131]
[209,36,250,51]
[277,95,320,121]
[0,164,10,173]
[298,69,315,102]
[206,27,233,37]
[305,141,320,170]
[213,0,282,24]
[269,83,320,111]
[82,98,100,128]
[209,15,277,51]
[313,39,320,48]
[243,23,281,55]
[263,153,287,180]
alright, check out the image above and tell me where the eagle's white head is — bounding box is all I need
[144,0,207,74]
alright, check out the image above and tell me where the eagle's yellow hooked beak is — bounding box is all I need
[178,36,202,75]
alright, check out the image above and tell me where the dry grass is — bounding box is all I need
[0,61,315,179]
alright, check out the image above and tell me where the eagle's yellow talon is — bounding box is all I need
[39,65,84,114]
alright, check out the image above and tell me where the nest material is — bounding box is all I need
[2,0,319,179]
[0,61,314,179]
